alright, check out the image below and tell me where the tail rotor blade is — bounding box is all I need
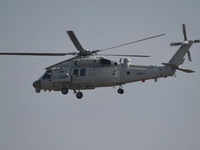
[170,42,182,46]
[187,51,192,61]
[182,24,187,41]
[194,39,200,43]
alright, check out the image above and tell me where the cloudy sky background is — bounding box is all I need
[0,0,200,150]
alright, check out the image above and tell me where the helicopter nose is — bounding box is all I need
[33,80,41,89]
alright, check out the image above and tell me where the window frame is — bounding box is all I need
[80,68,86,76]
[73,69,79,76]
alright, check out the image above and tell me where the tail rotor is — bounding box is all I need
[170,24,200,61]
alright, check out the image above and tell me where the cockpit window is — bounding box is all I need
[43,70,51,79]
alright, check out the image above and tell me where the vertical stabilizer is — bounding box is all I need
[169,24,200,65]
[169,41,193,65]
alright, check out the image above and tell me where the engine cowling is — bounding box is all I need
[123,58,131,68]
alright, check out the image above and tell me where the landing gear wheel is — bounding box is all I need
[117,88,124,94]
[76,91,83,99]
[61,87,68,95]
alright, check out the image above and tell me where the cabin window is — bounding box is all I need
[80,69,86,76]
[73,69,79,76]
[43,70,51,79]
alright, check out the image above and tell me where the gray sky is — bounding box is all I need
[0,0,200,150]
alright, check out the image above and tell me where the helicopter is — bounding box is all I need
[0,24,199,99]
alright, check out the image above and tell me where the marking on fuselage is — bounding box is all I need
[136,72,145,75]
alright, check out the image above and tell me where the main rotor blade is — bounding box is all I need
[97,54,150,57]
[0,52,77,56]
[99,33,165,51]
[67,31,84,51]
[182,24,187,41]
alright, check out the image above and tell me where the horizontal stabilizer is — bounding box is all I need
[177,67,195,73]
[162,63,195,73]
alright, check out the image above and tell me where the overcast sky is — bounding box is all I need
[0,0,200,150]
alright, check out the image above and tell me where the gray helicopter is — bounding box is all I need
[0,24,199,99]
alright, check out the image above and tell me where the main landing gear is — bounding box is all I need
[61,87,83,99]
[76,91,83,99]
[61,87,69,95]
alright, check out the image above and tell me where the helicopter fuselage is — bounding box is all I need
[33,57,175,95]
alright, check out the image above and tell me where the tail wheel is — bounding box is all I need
[61,87,69,95]
[76,91,83,99]
[117,88,124,94]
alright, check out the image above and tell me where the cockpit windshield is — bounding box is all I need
[43,70,51,79]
